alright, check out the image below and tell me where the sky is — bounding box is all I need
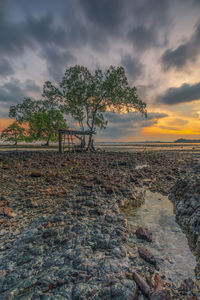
[0,0,200,142]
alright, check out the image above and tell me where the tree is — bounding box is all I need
[57,65,147,150]
[1,122,26,145]
[28,109,67,146]
[9,97,67,146]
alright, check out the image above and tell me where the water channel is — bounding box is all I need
[123,189,196,287]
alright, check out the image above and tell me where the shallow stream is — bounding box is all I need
[124,190,196,287]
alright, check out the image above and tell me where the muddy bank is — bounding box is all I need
[169,164,200,280]
[0,150,199,299]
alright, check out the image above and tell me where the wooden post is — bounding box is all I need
[59,131,62,153]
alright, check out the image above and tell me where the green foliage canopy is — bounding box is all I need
[46,65,147,150]
[9,97,67,145]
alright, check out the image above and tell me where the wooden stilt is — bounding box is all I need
[59,131,62,153]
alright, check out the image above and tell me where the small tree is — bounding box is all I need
[1,122,26,145]
[58,65,147,150]
[9,97,67,146]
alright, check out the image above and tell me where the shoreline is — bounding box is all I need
[0,150,199,299]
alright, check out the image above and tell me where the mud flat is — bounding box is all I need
[0,150,199,299]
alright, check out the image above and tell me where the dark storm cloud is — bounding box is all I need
[157,82,200,105]
[121,55,144,81]
[0,4,73,81]
[126,0,171,52]
[0,0,199,118]
[79,0,171,52]
[0,0,173,82]
[0,15,31,57]
[0,78,27,104]
[78,0,125,34]
[0,59,14,77]
[27,14,66,47]
[127,26,158,52]
[43,47,75,82]
[0,78,41,105]
[98,111,168,139]
[161,21,200,70]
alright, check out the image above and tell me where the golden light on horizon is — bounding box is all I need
[0,119,14,132]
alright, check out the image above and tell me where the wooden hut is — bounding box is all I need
[58,129,95,153]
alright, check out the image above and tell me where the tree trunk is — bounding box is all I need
[44,136,50,146]
[80,136,86,148]
[86,133,95,151]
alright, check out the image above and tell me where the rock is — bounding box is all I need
[0,206,17,218]
[0,218,7,224]
[112,247,126,258]
[30,171,44,177]
[150,289,171,300]
[0,229,6,236]
[136,227,152,242]
[105,186,115,194]
[42,228,58,238]
[138,247,156,265]
[0,150,197,299]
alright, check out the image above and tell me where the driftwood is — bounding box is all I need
[132,271,151,296]
[131,271,171,300]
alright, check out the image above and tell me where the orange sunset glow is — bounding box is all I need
[0,119,14,132]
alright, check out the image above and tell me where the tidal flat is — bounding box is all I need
[0,149,199,299]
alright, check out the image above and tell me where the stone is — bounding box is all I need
[136,227,152,242]
[150,289,171,300]
[138,247,156,265]
[0,207,17,218]
[0,229,6,236]
[30,171,44,177]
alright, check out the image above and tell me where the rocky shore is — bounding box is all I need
[0,150,199,299]
[169,162,200,280]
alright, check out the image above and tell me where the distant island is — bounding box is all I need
[174,138,200,143]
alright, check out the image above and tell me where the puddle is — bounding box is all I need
[124,190,196,287]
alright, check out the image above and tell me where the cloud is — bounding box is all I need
[78,0,171,52]
[161,21,200,70]
[0,59,14,77]
[0,0,199,130]
[127,26,159,52]
[0,78,41,109]
[98,111,168,139]
[0,78,26,104]
[167,118,189,126]
[78,0,125,35]
[24,80,41,93]
[0,10,32,58]
[42,47,75,82]
[0,6,73,81]
[157,82,200,105]
[121,54,144,81]
[0,0,174,84]
[27,14,67,47]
